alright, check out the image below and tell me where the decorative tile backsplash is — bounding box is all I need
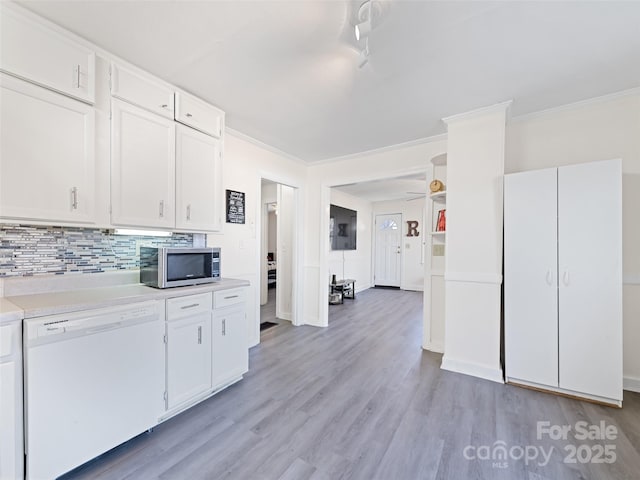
[0,225,194,277]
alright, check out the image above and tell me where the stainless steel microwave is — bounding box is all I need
[140,247,221,288]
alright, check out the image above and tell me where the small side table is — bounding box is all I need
[330,279,356,304]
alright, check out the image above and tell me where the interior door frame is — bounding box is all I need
[256,173,303,333]
[318,165,429,327]
[373,212,403,287]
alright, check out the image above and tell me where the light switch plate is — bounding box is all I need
[432,244,445,256]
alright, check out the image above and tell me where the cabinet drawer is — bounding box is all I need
[0,5,95,104]
[213,288,246,309]
[111,63,174,119]
[175,91,224,138]
[167,292,212,319]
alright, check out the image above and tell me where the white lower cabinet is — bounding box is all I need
[166,293,212,411]
[0,321,23,480]
[212,289,249,390]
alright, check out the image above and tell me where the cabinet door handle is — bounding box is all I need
[222,319,226,336]
[545,270,553,286]
[161,104,169,109]
[159,200,164,218]
[197,325,202,344]
[224,295,238,300]
[186,112,193,118]
[71,187,79,210]
[562,270,570,286]
[186,204,191,221]
[75,64,81,88]
[180,303,199,310]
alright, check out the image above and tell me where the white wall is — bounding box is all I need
[276,184,295,320]
[304,138,448,327]
[268,212,277,256]
[372,198,426,291]
[260,182,277,306]
[506,90,640,391]
[208,132,306,347]
[328,189,373,293]
[441,104,509,384]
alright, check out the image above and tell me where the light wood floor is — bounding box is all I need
[62,288,640,480]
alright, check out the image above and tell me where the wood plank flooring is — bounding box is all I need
[61,288,640,480]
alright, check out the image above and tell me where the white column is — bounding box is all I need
[441,101,511,383]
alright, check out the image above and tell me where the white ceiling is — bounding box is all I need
[18,0,640,163]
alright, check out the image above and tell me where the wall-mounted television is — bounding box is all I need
[330,204,357,250]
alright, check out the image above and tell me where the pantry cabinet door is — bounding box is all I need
[0,74,95,224]
[111,99,175,229]
[558,159,622,401]
[504,167,559,388]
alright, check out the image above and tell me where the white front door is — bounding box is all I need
[375,214,402,287]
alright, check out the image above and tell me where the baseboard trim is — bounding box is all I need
[423,341,444,354]
[402,284,424,292]
[444,271,502,285]
[441,356,504,384]
[623,375,640,393]
[507,378,622,408]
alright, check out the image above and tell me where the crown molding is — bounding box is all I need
[225,127,308,165]
[311,133,448,166]
[442,100,513,125]
[510,86,640,124]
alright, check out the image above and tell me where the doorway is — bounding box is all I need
[374,213,402,287]
[260,179,296,329]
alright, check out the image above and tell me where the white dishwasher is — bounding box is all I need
[23,301,165,480]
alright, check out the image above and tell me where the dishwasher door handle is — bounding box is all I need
[84,322,123,335]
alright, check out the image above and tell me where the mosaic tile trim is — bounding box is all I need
[0,225,193,277]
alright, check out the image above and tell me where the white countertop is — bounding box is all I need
[3,278,249,321]
[0,298,24,324]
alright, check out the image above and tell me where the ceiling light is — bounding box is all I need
[355,21,371,41]
[355,1,373,41]
[112,228,172,237]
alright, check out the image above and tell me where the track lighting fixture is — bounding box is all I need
[355,1,373,41]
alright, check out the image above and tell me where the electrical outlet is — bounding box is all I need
[432,244,445,257]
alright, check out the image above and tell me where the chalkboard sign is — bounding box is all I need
[226,190,245,224]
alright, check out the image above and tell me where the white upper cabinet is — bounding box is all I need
[0,74,95,224]
[175,91,224,138]
[110,63,174,119]
[111,99,175,229]
[175,125,222,232]
[0,5,95,104]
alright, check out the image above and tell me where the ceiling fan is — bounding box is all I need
[405,191,426,202]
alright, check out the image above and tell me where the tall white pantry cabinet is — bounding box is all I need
[504,159,623,407]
